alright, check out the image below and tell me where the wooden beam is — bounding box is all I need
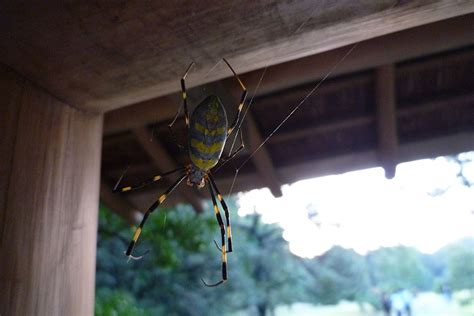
[375,64,398,179]
[3,0,473,112]
[270,116,374,144]
[132,127,204,213]
[269,92,474,145]
[245,113,282,197]
[0,65,101,315]
[399,93,474,118]
[104,96,178,135]
[113,123,474,210]
[100,180,140,225]
[103,15,474,135]
[215,132,474,195]
[105,163,157,179]
[275,132,474,186]
[104,92,474,208]
[236,14,474,98]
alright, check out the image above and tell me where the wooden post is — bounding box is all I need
[0,65,102,315]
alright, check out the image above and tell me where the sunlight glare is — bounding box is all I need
[237,154,474,258]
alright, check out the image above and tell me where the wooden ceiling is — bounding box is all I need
[1,1,472,112]
[1,2,473,222]
[101,42,474,221]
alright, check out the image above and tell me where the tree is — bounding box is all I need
[430,153,474,196]
[232,214,311,316]
[300,246,371,305]
[96,203,313,316]
[445,239,474,291]
[367,246,432,291]
[96,204,226,315]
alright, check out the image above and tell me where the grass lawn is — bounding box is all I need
[273,292,473,316]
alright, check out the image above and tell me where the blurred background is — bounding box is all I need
[95,152,474,316]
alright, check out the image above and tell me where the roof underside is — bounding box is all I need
[101,44,473,218]
[1,2,473,221]
[1,1,473,112]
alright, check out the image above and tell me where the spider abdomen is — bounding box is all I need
[188,95,228,171]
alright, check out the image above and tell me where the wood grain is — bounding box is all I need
[1,1,472,112]
[103,14,474,135]
[0,65,103,316]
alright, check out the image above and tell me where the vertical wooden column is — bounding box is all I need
[0,66,103,315]
[375,64,398,179]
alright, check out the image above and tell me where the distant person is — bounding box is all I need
[441,284,452,302]
[390,290,405,316]
[381,292,391,316]
[401,289,414,316]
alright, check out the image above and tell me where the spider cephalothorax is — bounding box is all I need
[186,164,207,188]
[113,59,247,287]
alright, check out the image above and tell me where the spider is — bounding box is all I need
[113,59,247,287]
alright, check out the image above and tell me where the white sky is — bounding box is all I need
[237,152,474,258]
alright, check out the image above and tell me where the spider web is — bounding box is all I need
[218,0,401,199]
[214,22,358,199]
[178,2,400,202]
[225,44,357,198]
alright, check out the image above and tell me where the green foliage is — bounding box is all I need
[95,288,154,316]
[322,247,371,302]
[230,214,312,314]
[96,200,474,315]
[96,203,219,315]
[367,246,432,291]
[96,203,311,316]
[426,238,474,293]
[301,247,371,305]
[445,241,474,291]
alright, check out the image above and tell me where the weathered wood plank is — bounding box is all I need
[103,14,474,135]
[1,1,472,112]
[0,65,102,316]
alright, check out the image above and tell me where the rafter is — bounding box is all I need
[132,127,204,213]
[216,76,282,197]
[100,180,140,225]
[245,113,282,197]
[375,64,398,179]
[268,93,474,146]
[104,96,178,135]
[217,132,474,195]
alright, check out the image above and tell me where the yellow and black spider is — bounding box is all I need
[113,59,247,287]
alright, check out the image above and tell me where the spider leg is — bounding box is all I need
[113,166,185,193]
[125,174,187,260]
[201,181,227,287]
[168,62,195,149]
[223,58,247,136]
[209,174,233,253]
[169,61,194,130]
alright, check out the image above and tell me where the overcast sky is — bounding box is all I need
[237,152,474,258]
